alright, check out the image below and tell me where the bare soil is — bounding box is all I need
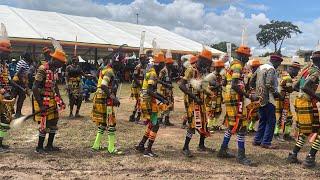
[1,84,320,179]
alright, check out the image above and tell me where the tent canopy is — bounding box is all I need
[0,5,224,55]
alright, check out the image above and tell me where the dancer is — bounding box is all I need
[33,38,66,153]
[179,47,213,157]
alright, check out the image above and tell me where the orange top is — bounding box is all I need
[190,55,199,64]
[50,49,67,64]
[165,58,174,64]
[154,52,165,63]
[251,59,261,67]
[214,60,225,67]
[236,45,251,56]
[199,49,213,61]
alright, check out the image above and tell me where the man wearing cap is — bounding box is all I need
[287,49,320,168]
[179,48,213,157]
[135,51,169,157]
[12,52,32,118]
[129,54,148,123]
[91,55,122,155]
[158,50,175,126]
[66,56,85,118]
[274,62,300,141]
[32,39,66,153]
[206,59,225,132]
[252,54,283,149]
[217,45,258,166]
[246,59,261,133]
[0,23,15,153]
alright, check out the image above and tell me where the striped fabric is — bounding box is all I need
[294,95,319,134]
[275,98,293,123]
[296,133,307,148]
[312,135,320,151]
[91,91,116,126]
[33,98,59,122]
[224,59,247,128]
[16,59,30,73]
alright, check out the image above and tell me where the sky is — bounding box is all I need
[0,0,320,56]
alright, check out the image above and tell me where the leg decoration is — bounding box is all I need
[217,128,234,158]
[36,130,46,153]
[287,133,307,163]
[92,125,105,150]
[304,135,320,168]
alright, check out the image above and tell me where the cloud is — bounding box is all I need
[0,0,111,18]
[0,0,317,55]
[246,3,269,11]
[191,0,241,7]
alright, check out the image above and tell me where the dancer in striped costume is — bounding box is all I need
[287,49,320,168]
[33,38,66,153]
[274,62,300,141]
[135,51,169,157]
[0,23,15,153]
[129,54,148,123]
[179,48,213,158]
[91,56,122,155]
[217,44,258,166]
[206,59,225,132]
[246,59,261,133]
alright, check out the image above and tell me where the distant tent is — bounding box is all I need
[78,56,86,62]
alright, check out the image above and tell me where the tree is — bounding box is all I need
[256,20,302,55]
[211,41,238,57]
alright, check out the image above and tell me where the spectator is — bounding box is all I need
[251,54,283,149]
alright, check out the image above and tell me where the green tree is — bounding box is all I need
[211,41,238,57]
[256,20,302,55]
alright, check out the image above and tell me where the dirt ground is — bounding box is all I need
[1,83,320,179]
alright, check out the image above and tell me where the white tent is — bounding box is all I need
[0,5,224,55]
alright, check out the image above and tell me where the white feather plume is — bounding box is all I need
[241,26,248,46]
[152,38,159,55]
[190,78,202,90]
[181,54,192,62]
[203,72,216,82]
[316,40,320,52]
[0,23,8,40]
[166,49,172,59]
[183,60,191,68]
[49,37,63,51]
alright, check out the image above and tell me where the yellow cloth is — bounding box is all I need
[33,99,58,122]
[224,60,247,127]
[141,67,158,119]
[294,95,319,134]
[92,65,116,125]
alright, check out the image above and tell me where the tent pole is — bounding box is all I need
[32,44,36,61]
[94,48,98,66]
